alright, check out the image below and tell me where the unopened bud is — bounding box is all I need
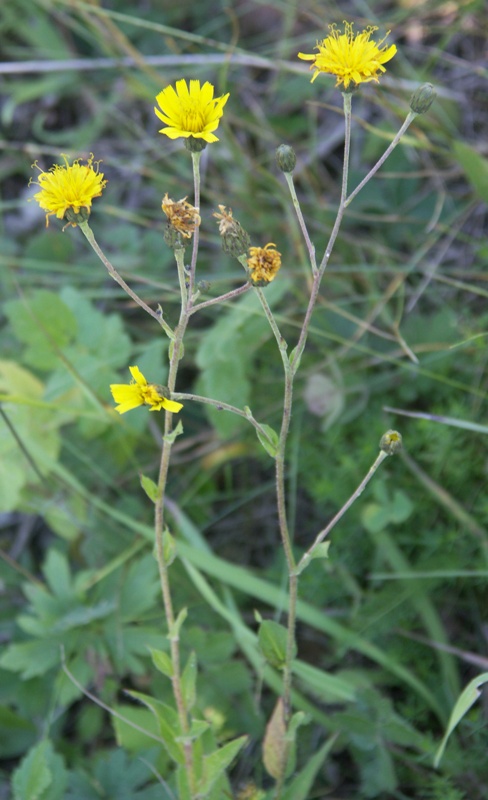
[276,144,296,174]
[213,205,251,259]
[410,83,436,115]
[380,430,403,456]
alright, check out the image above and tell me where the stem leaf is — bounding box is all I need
[150,647,173,679]
[197,734,248,796]
[168,607,187,642]
[256,424,280,458]
[162,419,183,444]
[263,698,287,780]
[181,651,197,711]
[139,474,159,503]
[258,619,293,669]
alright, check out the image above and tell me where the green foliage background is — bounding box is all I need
[1,0,487,798]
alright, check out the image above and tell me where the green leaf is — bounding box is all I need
[162,419,184,444]
[258,620,292,669]
[282,734,337,800]
[140,473,159,503]
[293,661,356,702]
[263,698,287,780]
[0,640,60,680]
[198,735,248,795]
[12,740,52,800]
[126,690,185,765]
[181,651,197,711]
[295,542,330,575]
[162,528,177,567]
[434,671,488,768]
[256,423,280,458]
[112,703,163,753]
[5,291,77,371]
[196,280,290,438]
[168,607,187,642]
[452,140,488,203]
[150,648,174,679]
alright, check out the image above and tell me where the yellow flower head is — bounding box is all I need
[298,21,397,90]
[110,366,183,415]
[30,154,107,227]
[154,79,229,144]
[247,243,282,286]
[162,193,201,238]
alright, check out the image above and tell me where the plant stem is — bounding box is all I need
[271,93,354,799]
[189,281,251,315]
[296,450,389,574]
[79,222,175,339]
[344,111,417,208]
[152,154,203,798]
[283,171,317,273]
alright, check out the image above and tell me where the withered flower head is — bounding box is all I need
[162,193,201,239]
[247,242,282,286]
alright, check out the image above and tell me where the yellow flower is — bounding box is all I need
[30,154,107,227]
[110,366,183,415]
[154,79,229,143]
[162,193,201,238]
[247,243,281,286]
[298,22,397,90]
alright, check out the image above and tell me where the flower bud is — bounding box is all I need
[410,83,436,115]
[213,205,251,259]
[276,144,296,174]
[379,430,403,456]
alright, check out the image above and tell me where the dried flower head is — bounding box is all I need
[110,366,183,415]
[154,79,229,144]
[30,154,107,227]
[247,243,282,286]
[162,193,201,239]
[298,22,397,90]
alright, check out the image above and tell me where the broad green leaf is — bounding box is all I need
[434,672,488,767]
[258,620,292,669]
[12,740,52,800]
[112,703,164,753]
[42,550,72,601]
[196,280,290,438]
[5,291,77,371]
[0,640,60,680]
[198,735,248,795]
